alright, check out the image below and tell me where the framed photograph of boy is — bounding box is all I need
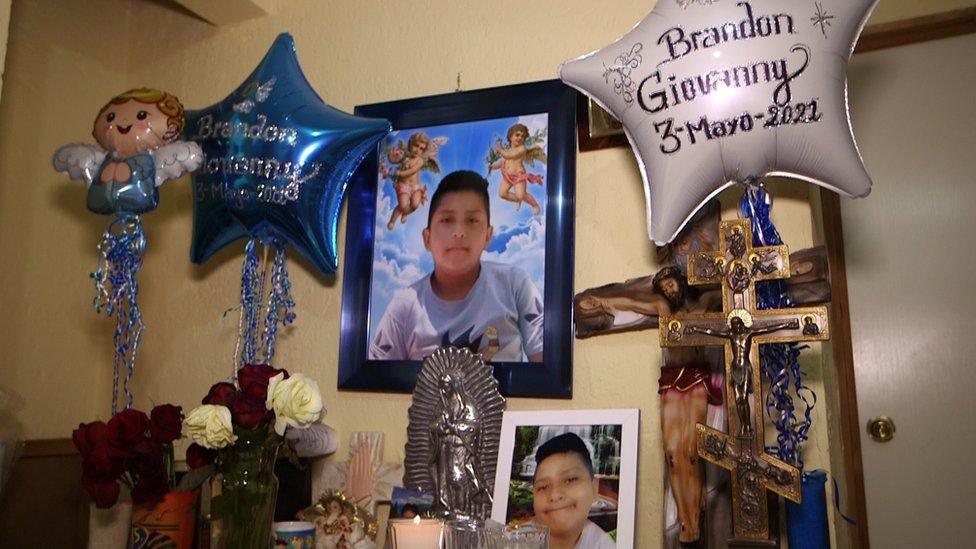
[338,80,576,398]
[491,409,639,548]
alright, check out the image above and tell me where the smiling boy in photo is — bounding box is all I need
[369,170,544,362]
[532,433,614,549]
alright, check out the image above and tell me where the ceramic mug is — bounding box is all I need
[273,521,316,549]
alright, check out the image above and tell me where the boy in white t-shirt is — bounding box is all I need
[369,170,544,362]
[532,433,615,549]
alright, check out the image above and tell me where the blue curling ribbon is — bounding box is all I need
[832,475,858,526]
[236,239,262,372]
[233,238,296,375]
[739,184,817,469]
[260,242,296,363]
[91,215,146,414]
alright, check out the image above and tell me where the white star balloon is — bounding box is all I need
[560,0,878,244]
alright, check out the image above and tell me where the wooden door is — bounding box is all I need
[838,32,976,548]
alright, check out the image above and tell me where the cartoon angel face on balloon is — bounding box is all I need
[92,90,183,157]
[53,88,203,216]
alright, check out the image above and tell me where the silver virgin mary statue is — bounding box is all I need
[403,347,505,520]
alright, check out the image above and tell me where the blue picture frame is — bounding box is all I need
[338,80,576,398]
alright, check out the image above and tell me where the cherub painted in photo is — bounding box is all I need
[506,427,619,549]
[488,123,547,216]
[380,132,447,230]
[367,115,548,363]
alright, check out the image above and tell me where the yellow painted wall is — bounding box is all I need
[0,0,136,440]
[0,0,969,546]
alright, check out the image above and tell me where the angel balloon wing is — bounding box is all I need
[52,143,107,187]
[153,141,204,186]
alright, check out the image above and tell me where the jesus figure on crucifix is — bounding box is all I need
[687,311,799,437]
[653,266,723,544]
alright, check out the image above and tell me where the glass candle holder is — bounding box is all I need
[387,516,444,549]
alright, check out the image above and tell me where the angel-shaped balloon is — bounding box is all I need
[379,132,447,230]
[487,123,546,215]
[53,88,202,217]
[52,88,202,414]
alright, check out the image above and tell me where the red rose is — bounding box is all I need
[149,404,183,444]
[186,443,217,469]
[131,473,167,506]
[237,364,288,402]
[73,421,108,455]
[83,476,121,509]
[230,395,271,429]
[84,445,126,480]
[203,382,238,407]
[128,439,164,477]
[106,408,150,451]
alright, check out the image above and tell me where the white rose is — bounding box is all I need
[266,373,324,436]
[183,405,237,449]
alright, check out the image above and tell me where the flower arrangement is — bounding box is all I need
[71,362,323,516]
[72,404,184,508]
[182,363,324,462]
[182,363,324,548]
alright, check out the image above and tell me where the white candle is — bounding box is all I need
[388,517,444,549]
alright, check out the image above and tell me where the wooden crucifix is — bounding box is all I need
[660,219,830,545]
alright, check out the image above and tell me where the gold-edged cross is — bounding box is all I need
[660,219,830,543]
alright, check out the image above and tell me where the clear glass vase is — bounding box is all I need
[210,427,280,549]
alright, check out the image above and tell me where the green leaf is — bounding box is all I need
[175,464,215,492]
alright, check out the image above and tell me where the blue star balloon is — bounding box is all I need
[186,33,390,275]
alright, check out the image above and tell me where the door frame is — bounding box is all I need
[820,190,869,549]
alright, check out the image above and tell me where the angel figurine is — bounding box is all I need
[488,123,546,216]
[298,491,377,549]
[51,88,202,414]
[380,131,447,230]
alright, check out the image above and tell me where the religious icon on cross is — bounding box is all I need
[687,310,799,438]
[660,218,830,543]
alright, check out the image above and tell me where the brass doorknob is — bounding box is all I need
[867,416,895,442]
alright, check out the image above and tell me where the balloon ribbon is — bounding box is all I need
[92,215,146,415]
[740,184,816,469]
[234,238,296,375]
